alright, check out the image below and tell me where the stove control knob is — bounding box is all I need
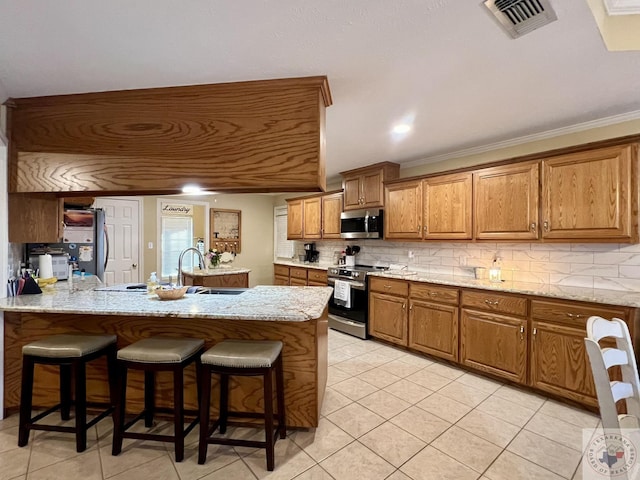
[330,269,337,275]
[353,272,360,278]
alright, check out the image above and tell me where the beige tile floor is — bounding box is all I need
[0,329,602,480]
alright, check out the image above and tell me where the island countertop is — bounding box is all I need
[0,277,333,321]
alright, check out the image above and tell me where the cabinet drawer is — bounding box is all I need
[410,283,458,305]
[369,277,409,296]
[290,277,307,286]
[462,290,527,317]
[531,299,628,327]
[274,264,289,277]
[307,269,328,284]
[289,267,308,280]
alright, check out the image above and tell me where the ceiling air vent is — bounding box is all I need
[484,0,558,38]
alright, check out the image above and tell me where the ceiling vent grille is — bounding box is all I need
[484,0,558,38]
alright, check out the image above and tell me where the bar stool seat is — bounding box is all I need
[198,339,286,471]
[19,333,118,453]
[112,337,204,462]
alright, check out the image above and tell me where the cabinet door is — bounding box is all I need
[343,176,362,210]
[369,292,408,346]
[9,193,64,243]
[290,277,307,286]
[287,199,303,239]
[384,180,423,239]
[303,197,322,239]
[542,144,636,241]
[274,275,289,286]
[460,309,527,383]
[321,193,343,239]
[409,300,458,362]
[362,170,383,208]
[423,172,472,240]
[531,320,597,407]
[474,162,539,240]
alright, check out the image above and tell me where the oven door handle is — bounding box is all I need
[327,278,367,291]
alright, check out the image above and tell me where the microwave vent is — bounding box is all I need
[484,0,557,39]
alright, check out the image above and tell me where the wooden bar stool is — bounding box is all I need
[18,333,118,453]
[111,337,204,462]
[198,339,286,471]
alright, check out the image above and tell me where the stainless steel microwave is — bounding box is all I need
[340,209,383,239]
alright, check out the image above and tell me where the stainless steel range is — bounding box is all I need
[327,265,385,339]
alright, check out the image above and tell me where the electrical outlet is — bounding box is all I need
[408,250,414,259]
[148,242,154,249]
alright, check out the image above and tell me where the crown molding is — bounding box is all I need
[604,0,640,15]
[401,109,640,169]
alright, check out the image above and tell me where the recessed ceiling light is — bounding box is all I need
[392,123,412,134]
[182,184,202,194]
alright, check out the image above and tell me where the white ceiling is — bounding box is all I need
[1,1,640,181]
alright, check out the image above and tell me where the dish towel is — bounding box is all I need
[333,279,351,308]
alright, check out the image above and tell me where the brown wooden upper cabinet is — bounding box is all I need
[385,180,423,239]
[474,161,540,240]
[321,192,343,239]
[341,162,400,211]
[286,191,343,240]
[541,144,638,242]
[384,172,472,240]
[424,172,473,240]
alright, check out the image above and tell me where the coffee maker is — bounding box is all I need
[304,243,319,263]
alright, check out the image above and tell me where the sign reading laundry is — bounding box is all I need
[161,203,193,215]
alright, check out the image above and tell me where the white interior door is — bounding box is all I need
[94,198,141,286]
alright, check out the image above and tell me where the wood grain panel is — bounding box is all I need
[8,193,63,243]
[461,290,528,317]
[409,300,458,362]
[542,144,637,241]
[287,199,304,239]
[303,197,322,239]
[384,180,423,239]
[531,320,597,406]
[3,310,328,428]
[182,273,248,288]
[369,277,409,296]
[474,161,539,240]
[423,172,473,240]
[460,309,527,383]
[307,270,328,284]
[410,283,458,305]
[273,264,290,277]
[289,267,308,281]
[321,192,343,239]
[531,299,628,327]
[369,292,408,346]
[9,76,331,194]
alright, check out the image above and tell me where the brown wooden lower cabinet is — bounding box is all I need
[273,264,328,286]
[290,277,308,286]
[369,292,408,346]
[530,320,597,407]
[182,272,248,288]
[274,275,289,286]
[409,300,458,362]
[460,309,527,384]
[367,278,639,409]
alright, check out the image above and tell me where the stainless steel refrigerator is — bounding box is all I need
[27,209,109,281]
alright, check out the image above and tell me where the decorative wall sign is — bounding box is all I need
[161,203,193,216]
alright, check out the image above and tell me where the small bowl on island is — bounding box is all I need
[155,286,189,300]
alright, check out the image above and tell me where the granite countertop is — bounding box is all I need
[181,266,251,276]
[274,260,331,271]
[0,276,333,321]
[368,271,640,308]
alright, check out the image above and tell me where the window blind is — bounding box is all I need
[274,208,294,259]
[161,216,194,279]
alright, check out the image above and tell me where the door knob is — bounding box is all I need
[132,263,138,268]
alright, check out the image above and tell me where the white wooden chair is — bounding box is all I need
[585,316,640,431]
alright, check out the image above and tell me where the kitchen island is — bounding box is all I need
[180,266,250,288]
[1,278,332,428]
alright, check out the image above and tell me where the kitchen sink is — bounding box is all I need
[194,287,248,295]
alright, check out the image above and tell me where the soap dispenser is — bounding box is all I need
[147,272,159,293]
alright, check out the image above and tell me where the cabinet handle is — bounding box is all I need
[520,325,524,340]
[402,303,406,310]
[417,225,421,233]
[567,313,582,319]
[384,285,392,289]
[533,327,537,336]
[530,223,536,232]
[423,225,428,233]
[543,221,549,231]
[409,304,413,311]
[429,292,438,296]
[484,299,499,306]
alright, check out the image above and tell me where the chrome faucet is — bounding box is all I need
[177,247,206,286]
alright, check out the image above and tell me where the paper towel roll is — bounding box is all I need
[39,254,54,279]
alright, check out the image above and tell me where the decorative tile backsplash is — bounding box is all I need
[294,240,640,292]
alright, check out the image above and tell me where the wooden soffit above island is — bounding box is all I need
[7,76,332,195]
